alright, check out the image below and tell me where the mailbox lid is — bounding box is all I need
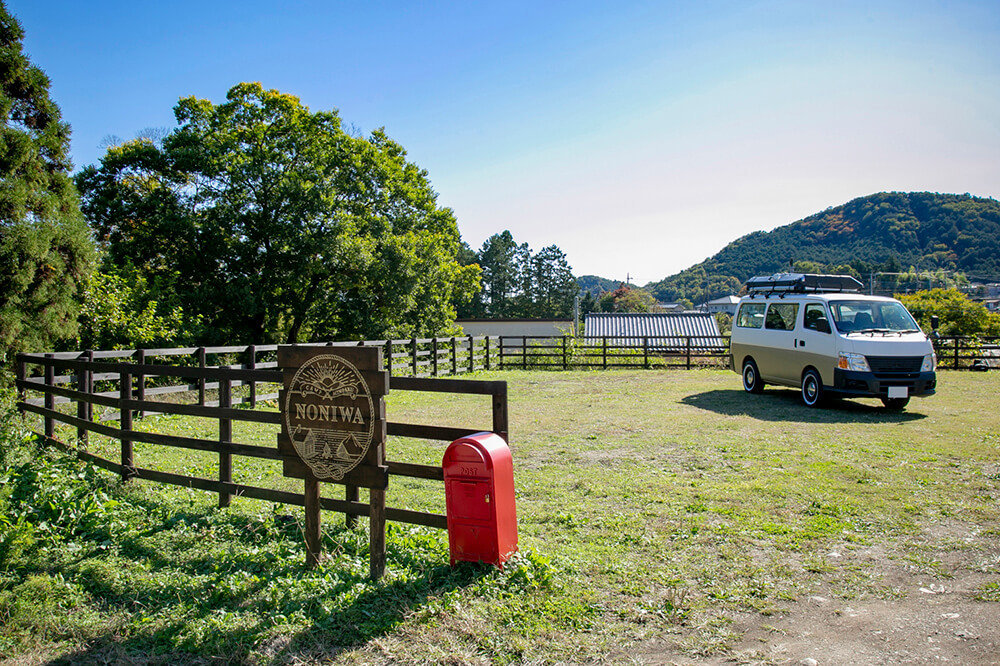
[442,438,491,479]
[442,432,511,477]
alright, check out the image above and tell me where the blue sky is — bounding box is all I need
[12,0,1000,284]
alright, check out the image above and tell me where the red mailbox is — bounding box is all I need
[442,431,518,567]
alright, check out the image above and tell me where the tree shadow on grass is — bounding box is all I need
[681,388,928,423]
[30,490,494,666]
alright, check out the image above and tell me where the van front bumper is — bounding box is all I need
[832,369,937,398]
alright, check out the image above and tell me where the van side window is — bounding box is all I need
[803,304,831,333]
[764,303,799,331]
[736,303,766,328]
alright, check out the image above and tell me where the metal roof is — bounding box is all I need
[584,312,724,350]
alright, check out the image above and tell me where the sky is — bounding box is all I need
[11,0,1000,285]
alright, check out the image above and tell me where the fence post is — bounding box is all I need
[522,335,527,369]
[954,337,960,369]
[304,478,321,568]
[219,376,232,508]
[451,336,457,375]
[644,336,650,368]
[686,336,692,370]
[120,369,134,482]
[498,336,504,369]
[385,340,393,374]
[85,350,94,423]
[345,484,359,529]
[76,356,88,449]
[135,348,146,419]
[432,337,439,376]
[370,487,387,580]
[411,337,418,376]
[15,354,26,415]
[44,354,54,439]
[247,345,257,407]
[562,335,568,370]
[602,337,608,369]
[468,335,475,373]
[197,347,207,406]
[492,382,509,443]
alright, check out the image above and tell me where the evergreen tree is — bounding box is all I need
[0,2,94,356]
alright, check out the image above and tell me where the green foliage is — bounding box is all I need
[648,192,1000,303]
[460,230,578,319]
[0,2,95,357]
[598,284,656,313]
[897,289,1000,337]
[76,268,195,350]
[77,82,479,344]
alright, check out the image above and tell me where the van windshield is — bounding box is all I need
[828,301,920,334]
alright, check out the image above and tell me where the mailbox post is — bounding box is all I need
[442,431,518,567]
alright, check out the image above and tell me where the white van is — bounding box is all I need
[730,273,936,410]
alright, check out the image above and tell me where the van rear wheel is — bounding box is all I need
[801,369,824,407]
[881,397,909,411]
[742,359,764,394]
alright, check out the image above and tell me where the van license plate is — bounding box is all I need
[888,386,908,399]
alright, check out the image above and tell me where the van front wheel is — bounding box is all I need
[742,360,764,394]
[801,369,824,407]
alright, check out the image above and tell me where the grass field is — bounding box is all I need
[2,368,999,664]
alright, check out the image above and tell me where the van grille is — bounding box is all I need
[866,356,923,377]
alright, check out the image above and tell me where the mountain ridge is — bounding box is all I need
[633,191,1000,304]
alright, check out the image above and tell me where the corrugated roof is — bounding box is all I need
[584,312,724,350]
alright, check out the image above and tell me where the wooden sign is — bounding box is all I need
[278,345,390,574]
[278,345,388,489]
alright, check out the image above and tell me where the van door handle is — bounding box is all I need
[799,340,806,347]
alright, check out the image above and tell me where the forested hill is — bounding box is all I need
[646,192,1000,304]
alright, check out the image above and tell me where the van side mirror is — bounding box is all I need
[816,317,831,334]
[930,315,939,331]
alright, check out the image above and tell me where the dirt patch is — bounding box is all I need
[642,524,1000,664]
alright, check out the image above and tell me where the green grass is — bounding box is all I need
[2,369,999,663]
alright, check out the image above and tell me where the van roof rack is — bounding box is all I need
[745,273,864,295]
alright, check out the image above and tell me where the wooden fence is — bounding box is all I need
[931,335,1000,370]
[15,346,508,578]
[496,335,732,370]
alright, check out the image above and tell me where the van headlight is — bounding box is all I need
[921,353,936,372]
[838,352,871,372]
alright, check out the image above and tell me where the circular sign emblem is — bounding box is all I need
[283,354,373,480]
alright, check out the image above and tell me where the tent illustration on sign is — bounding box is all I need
[293,427,362,461]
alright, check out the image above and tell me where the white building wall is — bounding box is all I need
[456,319,574,337]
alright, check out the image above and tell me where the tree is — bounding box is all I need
[78,83,479,343]
[527,245,577,318]
[598,284,655,313]
[467,231,578,319]
[76,268,193,350]
[0,2,94,357]
[897,289,1000,337]
[476,231,523,318]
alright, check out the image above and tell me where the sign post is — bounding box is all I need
[278,345,389,578]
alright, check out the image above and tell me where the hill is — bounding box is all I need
[577,274,624,296]
[646,192,1000,304]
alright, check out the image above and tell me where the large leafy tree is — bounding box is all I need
[78,83,479,343]
[0,2,94,357]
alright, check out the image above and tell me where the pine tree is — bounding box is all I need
[0,2,94,356]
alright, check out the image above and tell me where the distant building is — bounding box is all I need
[652,302,686,313]
[457,319,574,337]
[984,299,1000,313]
[698,295,740,315]
[584,312,724,351]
